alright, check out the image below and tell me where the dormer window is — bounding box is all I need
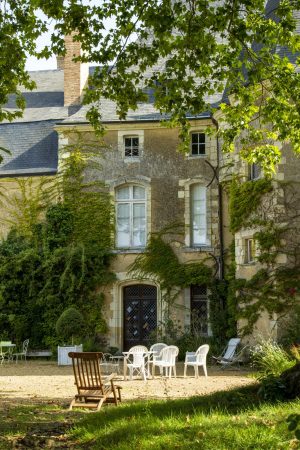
[191,133,206,156]
[124,136,139,158]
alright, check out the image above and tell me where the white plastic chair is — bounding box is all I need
[124,345,148,380]
[149,343,167,374]
[212,338,241,368]
[13,339,29,363]
[184,344,209,378]
[152,345,179,378]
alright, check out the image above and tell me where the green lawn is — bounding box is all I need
[1,386,299,449]
[70,386,300,450]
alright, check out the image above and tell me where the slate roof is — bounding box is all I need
[0,70,66,177]
[0,120,58,177]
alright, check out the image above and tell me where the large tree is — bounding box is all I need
[2,0,300,172]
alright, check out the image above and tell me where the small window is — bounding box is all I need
[244,238,256,263]
[124,137,139,158]
[191,285,208,335]
[191,133,205,156]
[249,163,261,180]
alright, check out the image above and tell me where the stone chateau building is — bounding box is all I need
[1,10,300,349]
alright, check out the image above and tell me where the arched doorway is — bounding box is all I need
[123,284,157,350]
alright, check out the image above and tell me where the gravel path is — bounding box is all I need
[0,361,256,405]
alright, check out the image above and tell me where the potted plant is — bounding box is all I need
[56,306,85,365]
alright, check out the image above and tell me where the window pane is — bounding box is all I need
[133,203,146,246]
[198,143,205,154]
[132,138,139,147]
[191,143,199,155]
[191,185,206,245]
[193,185,206,201]
[192,133,199,144]
[117,204,130,247]
[116,186,130,200]
[133,186,145,199]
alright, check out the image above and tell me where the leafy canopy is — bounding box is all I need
[2,1,300,172]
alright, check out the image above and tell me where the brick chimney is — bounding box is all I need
[56,55,64,70]
[63,34,89,106]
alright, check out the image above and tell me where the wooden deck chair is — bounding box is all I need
[68,352,122,411]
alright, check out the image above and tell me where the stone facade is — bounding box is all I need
[55,121,222,350]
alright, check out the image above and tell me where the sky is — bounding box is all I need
[25,5,115,72]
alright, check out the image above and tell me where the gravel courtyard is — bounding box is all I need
[0,361,256,407]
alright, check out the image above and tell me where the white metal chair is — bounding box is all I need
[184,344,209,378]
[100,353,119,375]
[124,345,148,380]
[12,339,29,363]
[212,338,241,369]
[152,345,179,378]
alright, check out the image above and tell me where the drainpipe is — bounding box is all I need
[211,117,224,281]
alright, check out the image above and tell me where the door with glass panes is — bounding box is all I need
[123,285,157,350]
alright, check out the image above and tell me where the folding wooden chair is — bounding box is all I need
[68,352,122,411]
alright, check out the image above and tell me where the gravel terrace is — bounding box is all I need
[0,361,256,407]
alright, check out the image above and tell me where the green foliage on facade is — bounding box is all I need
[130,225,236,343]
[130,226,213,301]
[229,178,273,232]
[0,139,114,349]
[228,178,300,338]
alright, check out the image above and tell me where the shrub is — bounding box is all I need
[152,318,223,360]
[257,374,287,401]
[56,307,85,345]
[252,340,295,377]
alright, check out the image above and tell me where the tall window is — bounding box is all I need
[124,136,139,158]
[244,238,255,263]
[191,184,206,246]
[191,133,206,156]
[249,163,261,180]
[116,185,146,248]
[191,285,208,335]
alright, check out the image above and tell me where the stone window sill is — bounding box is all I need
[112,248,145,254]
[183,246,214,253]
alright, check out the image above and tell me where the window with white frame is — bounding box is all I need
[124,136,139,158]
[191,184,207,246]
[244,238,256,263]
[116,185,146,248]
[191,132,206,156]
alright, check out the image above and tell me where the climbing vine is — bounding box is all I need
[228,178,300,339]
[0,136,115,349]
[130,224,236,343]
[229,178,273,232]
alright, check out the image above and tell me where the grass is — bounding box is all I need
[0,387,299,449]
[69,386,300,449]
[0,402,83,449]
